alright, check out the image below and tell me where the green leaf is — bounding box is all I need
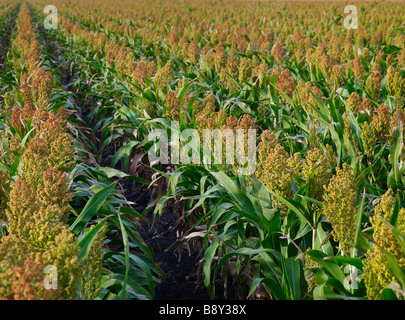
[285,257,301,300]
[327,256,363,271]
[262,277,286,300]
[70,183,116,234]
[269,190,313,228]
[77,218,108,260]
[388,126,403,187]
[248,277,264,298]
[111,141,139,169]
[203,238,220,288]
[117,210,130,300]
[314,223,334,256]
[353,190,366,249]
[390,194,401,227]
[178,78,196,105]
[142,89,157,103]
[0,163,10,175]
[313,283,332,300]
[306,250,346,284]
[98,167,129,178]
[383,249,405,290]
[211,171,255,214]
[381,288,398,300]
[20,127,36,148]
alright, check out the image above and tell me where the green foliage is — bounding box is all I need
[1,0,404,301]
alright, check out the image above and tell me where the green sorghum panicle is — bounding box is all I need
[322,164,358,255]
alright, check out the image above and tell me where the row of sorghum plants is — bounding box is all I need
[0,2,105,299]
[48,0,405,124]
[256,129,405,299]
[29,0,405,300]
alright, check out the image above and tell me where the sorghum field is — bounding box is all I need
[0,0,404,302]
